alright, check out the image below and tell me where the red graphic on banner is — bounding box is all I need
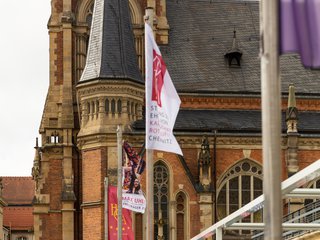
[152,50,167,107]
[108,186,134,240]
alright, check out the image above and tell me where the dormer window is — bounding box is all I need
[225,30,243,67]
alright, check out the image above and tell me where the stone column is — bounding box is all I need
[199,194,213,234]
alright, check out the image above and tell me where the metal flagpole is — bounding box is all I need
[260,0,282,239]
[104,177,108,240]
[145,7,154,240]
[117,125,123,240]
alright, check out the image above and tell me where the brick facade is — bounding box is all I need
[33,0,320,239]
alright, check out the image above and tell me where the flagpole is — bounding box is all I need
[145,7,154,240]
[104,177,108,240]
[260,0,282,239]
[117,125,123,240]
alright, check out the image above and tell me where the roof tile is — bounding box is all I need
[162,0,320,94]
[1,177,34,205]
[3,207,33,230]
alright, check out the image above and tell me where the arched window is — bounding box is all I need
[117,99,122,114]
[105,99,109,113]
[86,3,94,28]
[96,100,100,114]
[75,2,94,82]
[217,160,263,236]
[176,192,186,240]
[127,101,131,115]
[91,101,95,114]
[154,162,169,240]
[135,103,138,116]
[87,102,91,114]
[111,99,116,114]
[131,102,134,116]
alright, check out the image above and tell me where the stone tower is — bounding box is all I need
[32,0,79,239]
[76,0,144,239]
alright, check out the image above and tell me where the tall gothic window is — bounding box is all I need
[127,101,131,115]
[176,192,186,240]
[96,100,99,115]
[105,99,109,113]
[217,160,263,236]
[154,162,169,240]
[111,99,116,114]
[86,3,94,28]
[117,99,122,114]
[87,102,90,114]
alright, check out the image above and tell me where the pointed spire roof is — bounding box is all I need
[231,30,240,52]
[79,0,143,83]
[286,84,298,122]
[288,84,296,108]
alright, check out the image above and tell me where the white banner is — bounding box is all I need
[122,192,146,214]
[145,23,183,156]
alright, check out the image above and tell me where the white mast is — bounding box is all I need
[260,0,282,239]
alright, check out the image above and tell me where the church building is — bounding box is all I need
[32,0,320,239]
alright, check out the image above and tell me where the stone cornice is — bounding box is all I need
[77,80,144,100]
[77,126,319,150]
[298,138,320,150]
[81,201,104,208]
[78,131,320,150]
[180,96,261,110]
[77,133,117,150]
[180,95,320,111]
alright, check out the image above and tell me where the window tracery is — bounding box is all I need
[176,192,186,240]
[304,178,320,205]
[217,159,263,235]
[154,162,169,240]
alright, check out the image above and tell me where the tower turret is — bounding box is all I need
[77,0,144,137]
[76,0,144,239]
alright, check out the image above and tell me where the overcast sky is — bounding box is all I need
[0,1,50,176]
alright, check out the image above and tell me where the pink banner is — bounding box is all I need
[108,186,134,240]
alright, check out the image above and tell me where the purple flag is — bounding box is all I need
[280,0,320,69]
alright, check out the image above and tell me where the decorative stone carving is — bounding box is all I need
[61,176,76,201]
[286,85,299,176]
[198,136,212,191]
[32,138,42,193]
[61,11,75,23]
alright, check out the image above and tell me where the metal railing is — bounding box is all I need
[252,199,320,239]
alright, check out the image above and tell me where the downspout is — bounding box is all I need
[213,130,217,224]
